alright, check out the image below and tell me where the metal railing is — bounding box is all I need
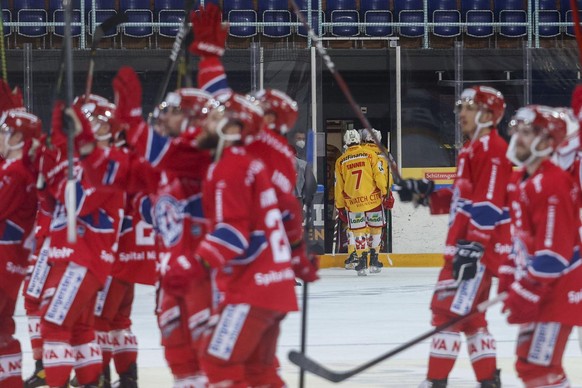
[1,0,578,49]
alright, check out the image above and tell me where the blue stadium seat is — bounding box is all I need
[121,0,153,38]
[50,0,82,38]
[296,0,319,9]
[224,0,256,38]
[496,0,527,37]
[88,0,118,37]
[328,0,359,36]
[430,0,460,37]
[361,0,392,36]
[2,8,11,38]
[17,0,48,38]
[537,0,560,37]
[156,0,186,38]
[396,0,423,38]
[259,0,291,37]
[296,9,325,36]
[462,0,493,38]
[364,10,393,36]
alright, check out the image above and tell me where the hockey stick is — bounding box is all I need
[0,10,6,81]
[85,13,129,100]
[153,0,195,109]
[288,292,507,383]
[63,0,76,243]
[288,0,402,184]
[298,130,317,388]
[331,209,340,256]
[571,0,582,65]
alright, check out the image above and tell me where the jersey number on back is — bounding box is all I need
[351,169,363,190]
[265,209,291,263]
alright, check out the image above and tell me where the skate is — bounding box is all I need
[24,359,46,388]
[418,378,447,388]
[368,249,383,274]
[344,251,358,270]
[354,252,368,276]
[111,363,138,388]
[480,369,501,388]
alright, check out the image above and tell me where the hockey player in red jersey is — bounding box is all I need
[395,86,512,387]
[0,107,40,387]
[499,105,582,387]
[167,92,298,387]
[37,102,125,388]
[74,67,214,387]
[247,89,319,283]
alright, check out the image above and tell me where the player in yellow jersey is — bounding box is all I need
[334,129,388,276]
[361,128,394,266]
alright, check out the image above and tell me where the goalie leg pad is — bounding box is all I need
[427,331,461,381]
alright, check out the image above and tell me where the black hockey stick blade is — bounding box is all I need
[92,12,129,50]
[288,292,507,383]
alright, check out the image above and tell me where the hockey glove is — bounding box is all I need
[113,67,143,128]
[383,192,395,210]
[502,276,547,324]
[336,207,348,224]
[497,260,516,294]
[394,179,434,206]
[290,241,320,283]
[64,106,96,156]
[162,255,209,297]
[452,240,484,281]
[189,3,227,58]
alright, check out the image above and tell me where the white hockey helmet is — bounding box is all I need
[343,129,361,146]
[363,128,381,143]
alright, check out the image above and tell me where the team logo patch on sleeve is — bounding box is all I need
[154,195,184,247]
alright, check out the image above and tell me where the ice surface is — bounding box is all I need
[14,268,582,387]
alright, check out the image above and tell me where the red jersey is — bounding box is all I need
[113,193,157,285]
[429,129,513,273]
[245,128,304,244]
[0,158,37,300]
[195,147,298,313]
[47,162,124,285]
[506,160,582,325]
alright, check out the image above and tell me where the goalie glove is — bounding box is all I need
[393,178,434,207]
[452,240,484,281]
[189,3,227,58]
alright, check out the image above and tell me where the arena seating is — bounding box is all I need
[1,0,580,48]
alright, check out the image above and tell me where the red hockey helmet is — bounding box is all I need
[507,105,567,166]
[0,109,42,141]
[253,89,298,134]
[74,94,116,124]
[456,86,506,125]
[159,88,213,118]
[214,92,264,141]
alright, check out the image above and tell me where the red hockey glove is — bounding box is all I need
[64,106,96,156]
[502,276,547,324]
[22,137,42,174]
[39,145,67,198]
[189,3,227,57]
[336,207,348,224]
[452,240,484,281]
[113,67,143,128]
[383,192,395,210]
[290,242,320,283]
[162,255,209,297]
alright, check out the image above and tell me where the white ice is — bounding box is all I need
[14,268,582,387]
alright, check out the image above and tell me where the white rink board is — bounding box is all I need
[14,268,582,387]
